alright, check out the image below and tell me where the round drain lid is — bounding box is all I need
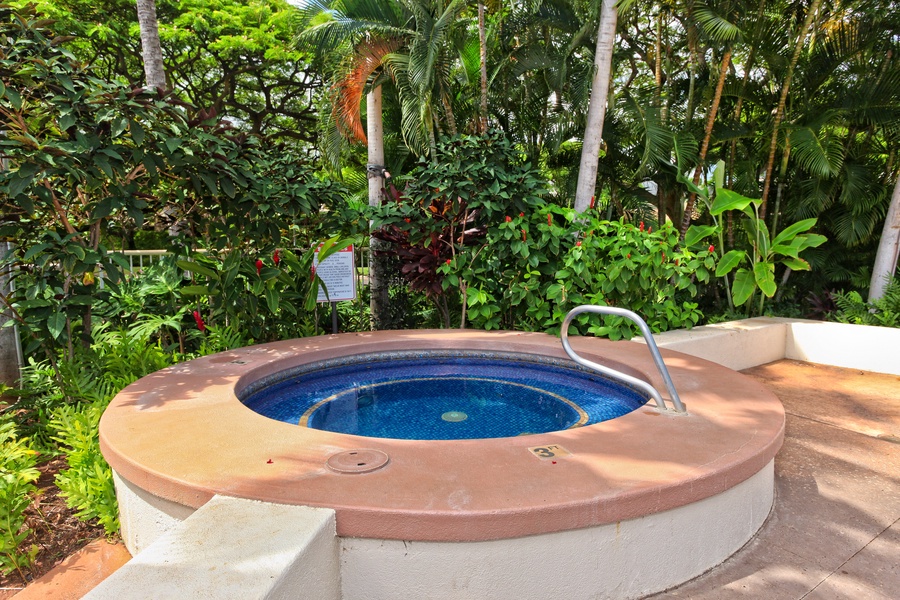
[326,449,389,474]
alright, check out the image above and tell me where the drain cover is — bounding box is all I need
[441,411,468,422]
[326,449,390,474]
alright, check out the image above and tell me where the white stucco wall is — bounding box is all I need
[338,461,774,600]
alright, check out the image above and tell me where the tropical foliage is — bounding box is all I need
[0,0,899,577]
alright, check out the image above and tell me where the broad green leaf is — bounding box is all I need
[165,137,182,154]
[770,244,800,258]
[22,243,50,261]
[685,224,718,248]
[715,249,745,276]
[47,312,66,340]
[180,285,214,296]
[713,160,725,189]
[793,233,827,251]
[176,260,219,280]
[8,172,35,197]
[129,120,145,145]
[220,177,235,198]
[265,285,279,313]
[772,218,817,247]
[731,268,755,306]
[780,256,811,271]
[92,198,114,220]
[753,262,776,297]
[710,188,755,215]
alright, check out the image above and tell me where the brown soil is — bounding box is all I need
[0,457,106,595]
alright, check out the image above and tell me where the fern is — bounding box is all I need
[0,417,40,581]
[50,403,119,536]
[833,278,900,327]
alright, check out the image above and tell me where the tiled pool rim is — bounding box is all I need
[99,329,784,545]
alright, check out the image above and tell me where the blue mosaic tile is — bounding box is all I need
[240,352,648,440]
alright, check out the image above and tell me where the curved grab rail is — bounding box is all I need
[560,306,686,413]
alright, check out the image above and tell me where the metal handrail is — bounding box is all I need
[560,306,686,413]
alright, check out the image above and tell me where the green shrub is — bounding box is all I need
[0,417,40,580]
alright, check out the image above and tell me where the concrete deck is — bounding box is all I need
[650,359,900,599]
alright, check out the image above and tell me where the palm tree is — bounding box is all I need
[298,0,470,327]
[574,0,618,213]
[870,175,900,300]
[136,0,166,90]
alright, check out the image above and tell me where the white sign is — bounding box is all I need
[314,244,357,302]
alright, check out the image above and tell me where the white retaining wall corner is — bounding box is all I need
[87,495,340,600]
[338,460,775,600]
[113,471,197,555]
[645,317,900,375]
[636,317,788,371]
[785,320,900,375]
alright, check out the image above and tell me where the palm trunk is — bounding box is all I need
[367,87,391,329]
[680,47,732,239]
[759,0,822,218]
[869,174,900,301]
[477,0,489,133]
[136,0,167,90]
[574,0,618,213]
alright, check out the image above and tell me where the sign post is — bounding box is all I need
[313,244,357,334]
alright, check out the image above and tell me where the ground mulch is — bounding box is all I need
[0,457,107,596]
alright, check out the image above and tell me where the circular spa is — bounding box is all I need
[99,330,785,599]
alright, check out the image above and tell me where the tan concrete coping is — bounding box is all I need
[99,330,784,542]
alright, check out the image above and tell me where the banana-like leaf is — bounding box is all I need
[731,268,755,306]
[780,256,811,271]
[754,262,776,297]
[711,188,755,215]
[772,218,818,247]
[715,249,745,277]
[685,224,718,248]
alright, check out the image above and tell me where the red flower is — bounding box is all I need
[589,196,596,209]
[519,212,524,218]
[639,221,644,232]
[273,249,280,265]
[626,253,631,259]
[576,241,582,247]
[521,228,527,242]
[708,244,715,253]
[547,214,553,226]
[647,226,652,233]
[255,259,263,276]
[445,259,452,265]
[505,216,512,222]
[192,310,206,332]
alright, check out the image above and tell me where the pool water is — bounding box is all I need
[241,354,647,440]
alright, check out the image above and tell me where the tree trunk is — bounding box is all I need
[477,0,489,133]
[680,47,732,239]
[136,0,167,90]
[574,0,618,213]
[0,242,22,389]
[869,175,900,301]
[367,87,391,329]
[759,0,822,218]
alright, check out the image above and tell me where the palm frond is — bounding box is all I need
[332,37,403,143]
[790,126,845,178]
[693,3,742,43]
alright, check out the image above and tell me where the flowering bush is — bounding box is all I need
[441,208,713,339]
